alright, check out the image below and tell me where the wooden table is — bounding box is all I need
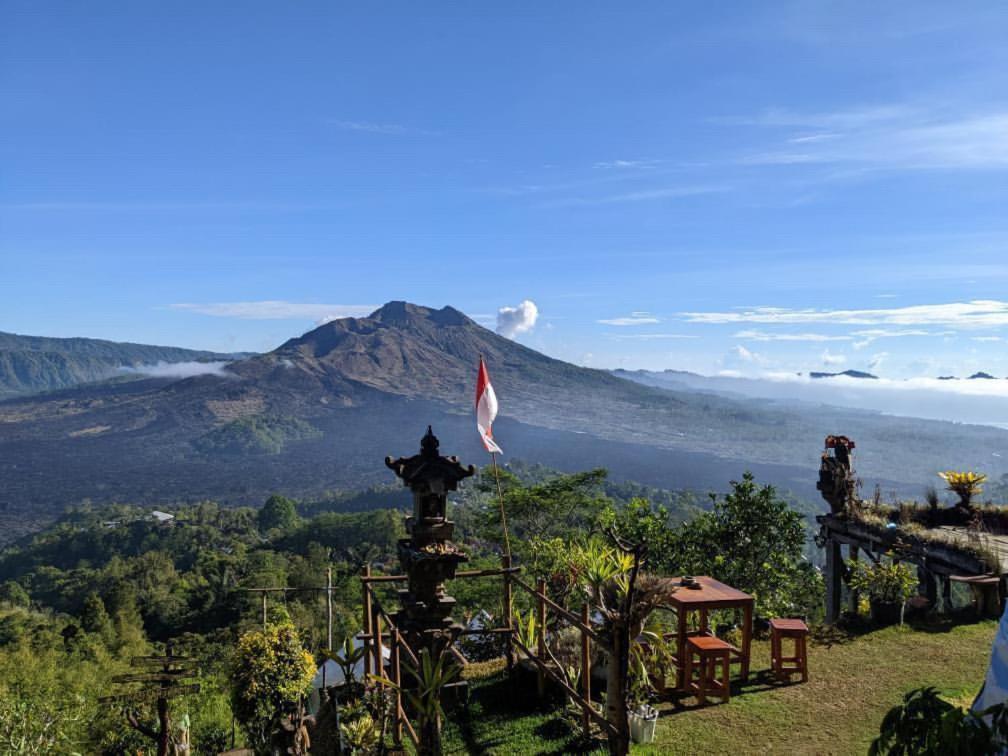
[665,576,754,692]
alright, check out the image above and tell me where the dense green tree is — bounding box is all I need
[80,592,114,641]
[258,494,299,533]
[0,580,30,608]
[230,615,315,753]
[679,472,821,618]
[599,497,680,574]
[474,467,611,550]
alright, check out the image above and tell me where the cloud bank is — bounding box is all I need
[496,300,539,338]
[598,315,661,326]
[683,300,1008,328]
[668,370,1008,429]
[119,361,233,379]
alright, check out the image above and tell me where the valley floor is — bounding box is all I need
[442,618,997,755]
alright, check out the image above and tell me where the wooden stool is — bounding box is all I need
[770,618,809,683]
[684,635,731,704]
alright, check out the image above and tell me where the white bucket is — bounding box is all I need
[629,706,658,744]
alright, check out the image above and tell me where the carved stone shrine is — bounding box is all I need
[385,426,475,652]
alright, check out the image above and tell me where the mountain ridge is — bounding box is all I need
[2,301,1008,540]
[0,330,247,398]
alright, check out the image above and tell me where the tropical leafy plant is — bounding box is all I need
[339,710,380,754]
[373,648,460,756]
[323,636,366,689]
[870,686,1008,755]
[512,607,538,652]
[849,560,917,605]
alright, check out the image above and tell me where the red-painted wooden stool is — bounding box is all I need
[684,635,731,704]
[770,618,809,683]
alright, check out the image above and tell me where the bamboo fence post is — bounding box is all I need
[391,627,403,746]
[502,554,514,677]
[581,603,592,740]
[536,577,547,699]
[362,565,373,679]
[373,605,383,679]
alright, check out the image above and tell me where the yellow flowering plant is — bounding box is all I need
[938,471,987,508]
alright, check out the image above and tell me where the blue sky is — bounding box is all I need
[3,2,1008,378]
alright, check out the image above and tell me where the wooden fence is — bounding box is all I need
[509,575,617,739]
[358,556,614,745]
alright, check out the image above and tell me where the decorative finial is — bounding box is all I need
[421,425,439,457]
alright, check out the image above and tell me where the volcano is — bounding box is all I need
[2,301,1007,539]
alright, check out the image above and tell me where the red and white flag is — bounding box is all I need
[475,356,503,454]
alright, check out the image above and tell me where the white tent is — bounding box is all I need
[313,637,391,688]
[307,636,390,714]
[974,601,1008,714]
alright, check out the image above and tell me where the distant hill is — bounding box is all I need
[809,369,878,380]
[3,301,1008,540]
[0,331,246,397]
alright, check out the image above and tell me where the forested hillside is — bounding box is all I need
[0,464,722,753]
[0,330,243,398]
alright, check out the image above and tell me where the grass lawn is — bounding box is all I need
[440,617,997,755]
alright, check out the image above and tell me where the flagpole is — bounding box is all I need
[490,451,512,559]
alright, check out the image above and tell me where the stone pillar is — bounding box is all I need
[825,540,843,624]
[848,545,860,614]
[918,565,937,609]
[941,575,953,613]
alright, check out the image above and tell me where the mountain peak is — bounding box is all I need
[368,301,473,327]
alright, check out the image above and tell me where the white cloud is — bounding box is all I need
[610,333,698,341]
[496,300,539,338]
[788,133,840,144]
[598,316,661,326]
[850,328,936,349]
[593,160,658,169]
[329,119,408,134]
[733,345,764,364]
[698,371,1008,429]
[737,104,915,130]
[735,330,850,342]
[973,336,1003,342]
[821,349,847,366]
[546,184,726,207]
[170,301,376,321]
[739,105,1008,170]
[119,361,233,379]
[682,300,1008,328]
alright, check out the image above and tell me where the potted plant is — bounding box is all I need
[849,559,917,625]
[626,627,663,744]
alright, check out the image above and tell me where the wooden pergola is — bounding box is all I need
[818,513,1008,624]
